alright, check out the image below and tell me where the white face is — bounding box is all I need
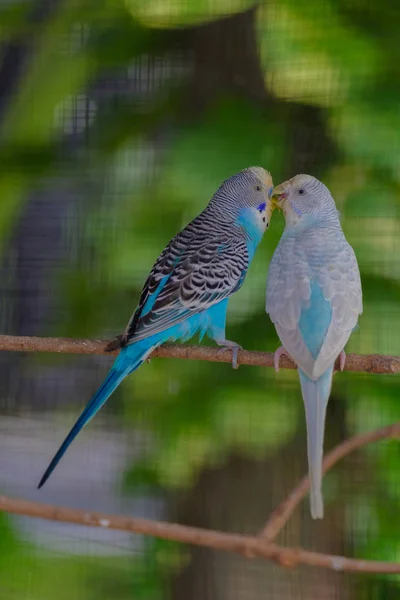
[272,174,335,227]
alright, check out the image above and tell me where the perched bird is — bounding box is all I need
[39,167,274,488]
[266,174,362,519]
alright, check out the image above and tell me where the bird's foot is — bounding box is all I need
[273,346,291,373]
[105,335,124,353]
[333,350,346,374]
[339,350,346,371]
[216,339,242,370]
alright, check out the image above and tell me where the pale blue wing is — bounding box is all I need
[266,236,316,375]
[313,243,362,376]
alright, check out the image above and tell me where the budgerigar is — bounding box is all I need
[38,167,274,488]
[266,174,362,519]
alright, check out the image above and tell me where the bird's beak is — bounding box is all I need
[271,181,289,209]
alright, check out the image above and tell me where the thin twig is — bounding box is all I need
[258,422,400,541]
[0,334,399,374]
[0,494,399,573]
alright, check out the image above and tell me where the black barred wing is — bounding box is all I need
[122,226,249,344]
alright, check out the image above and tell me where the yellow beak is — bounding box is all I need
[271,182,288,209]
[270,195,279,210]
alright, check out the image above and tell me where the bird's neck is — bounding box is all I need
[203,204,264,252]
[235,207,265,260]
[284,213,340,236]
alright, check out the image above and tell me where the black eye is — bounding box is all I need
[298,188,305,195]
[254,185,262,192]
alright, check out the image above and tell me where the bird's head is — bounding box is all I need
[271,174,338,228]
[211,166,274,233]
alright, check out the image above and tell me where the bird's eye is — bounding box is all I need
[298,188,305,195]
[254,185,262,192]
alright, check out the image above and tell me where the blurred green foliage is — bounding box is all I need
[0,512,184,599]
[1,0,400,597]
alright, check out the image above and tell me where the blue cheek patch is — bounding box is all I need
[291,201,302,217]
[257,201,266,212]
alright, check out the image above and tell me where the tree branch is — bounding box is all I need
[0,490,399,574]
[0,334,399,374]
[258,422,400,541]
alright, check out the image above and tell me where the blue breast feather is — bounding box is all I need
[236,207,264,260]
[299,281,332,359]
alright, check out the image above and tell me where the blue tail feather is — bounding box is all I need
[38,343,152,489]
[38,368,127,488]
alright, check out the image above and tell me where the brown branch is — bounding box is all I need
[258,422,400,541]
[0,492,399,574]
[0,334,399,374]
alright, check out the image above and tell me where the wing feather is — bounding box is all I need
[122,220,249,344]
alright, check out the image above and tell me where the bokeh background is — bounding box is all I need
[0,0,400,598]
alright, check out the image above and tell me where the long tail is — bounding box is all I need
[298,366,334,519]
[38,343,154,489]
